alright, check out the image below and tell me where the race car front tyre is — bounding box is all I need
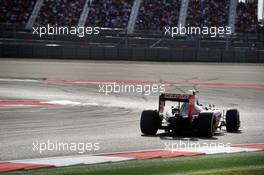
[197,112,214,137]
[226,109,240,132]
[140,110,161,136]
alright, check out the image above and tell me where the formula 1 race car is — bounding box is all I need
[140,90,240,137]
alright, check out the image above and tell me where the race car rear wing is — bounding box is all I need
[158,93,193,113]
[159,93,197,123]
[159,93,192,102]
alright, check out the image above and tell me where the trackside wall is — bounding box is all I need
[1,43,263,63]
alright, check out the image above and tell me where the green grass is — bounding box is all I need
[3,152,264,175]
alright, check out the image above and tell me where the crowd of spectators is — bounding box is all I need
[236,0,258,33]
[187,0,230,27]
[0,0,36,25]
[35,0,85,26]
[0,0,259,33]
[135,0,181,31]
[86,0,134,28]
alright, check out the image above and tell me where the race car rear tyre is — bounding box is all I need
[226,109,240,132]
[197,112,214,137]
[140,110,161,136]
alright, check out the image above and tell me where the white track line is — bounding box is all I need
[4,155,133,167]
[2,145,262,167]
[0,100,99,107]
[0,78,39,82]
[173,146,261,154]
[42,101,99,106]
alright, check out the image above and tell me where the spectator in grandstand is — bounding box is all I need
[236,0,258,33]
[187,0,230,27]
[0,0,36,25]
[186,0,202,27]
[86,0,134,28]
[135,0,181,31]
[201,0,230,27]
[35,0,85,26]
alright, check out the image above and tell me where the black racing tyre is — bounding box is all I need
[140,110,161,136]
[226,109,240,132]
[197,112,214,137]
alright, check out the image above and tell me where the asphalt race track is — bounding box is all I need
[0,59,264,161]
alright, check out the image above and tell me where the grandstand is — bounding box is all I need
[0,0,259,31]
[35,0,85,26]
[0,0,263,62]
